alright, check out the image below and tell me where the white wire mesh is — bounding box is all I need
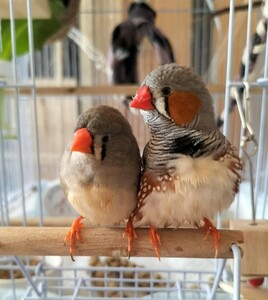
[10,263,229,300]
[0,0,268,299]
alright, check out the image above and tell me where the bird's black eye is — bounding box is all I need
[102,135,110,144]
[161,86,172,96]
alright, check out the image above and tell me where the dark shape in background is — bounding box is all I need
[109,2,175,91]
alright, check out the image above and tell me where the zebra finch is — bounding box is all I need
[60,105,141,260]
[124,64,243,259]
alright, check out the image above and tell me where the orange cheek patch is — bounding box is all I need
[168,91,201,125]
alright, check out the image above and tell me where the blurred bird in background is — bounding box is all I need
[124,64,243,259]
[60,105,141,260]
[108,2,175,107]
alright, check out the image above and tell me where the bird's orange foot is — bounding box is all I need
[149,225,161,261]
[203,217,220,258]
[123,219,137,258]
[64,216,84,261]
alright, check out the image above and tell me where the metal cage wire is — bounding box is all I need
[0,0,268,299]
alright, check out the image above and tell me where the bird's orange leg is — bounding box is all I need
[203,217,220,258]
[123,219,137,258]
[64,216,84,261]
[149,225,161,261]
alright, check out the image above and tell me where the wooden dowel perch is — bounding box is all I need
[8,217,231,229]
[0,227,243,258]
[15,85,262,97]
[9,217,76,227]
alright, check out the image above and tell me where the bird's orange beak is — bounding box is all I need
[71,128,93,154]
[130,85,154,110]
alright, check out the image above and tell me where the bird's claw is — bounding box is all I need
[203,217,220,258]
[64,216,84,261]
[149,225,161,261]
[123,219,137,258]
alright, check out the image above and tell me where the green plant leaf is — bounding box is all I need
[0,0,66,60]
[0,89,18,139]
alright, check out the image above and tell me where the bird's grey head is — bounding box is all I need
[73,105,140,165]
[131,64,217,133]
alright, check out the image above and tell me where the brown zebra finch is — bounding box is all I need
[124,64,243,259]
[60,105,141,260]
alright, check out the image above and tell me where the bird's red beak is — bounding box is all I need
[71,128,93,154]
[130,85,154,110]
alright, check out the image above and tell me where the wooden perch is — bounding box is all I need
[0,227,243,258]
[15,85,263,96]
[19,85,140,96]
[9,217,76,227]
[230,220,268,276]
[8,217,231,229]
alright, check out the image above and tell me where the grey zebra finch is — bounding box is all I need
[60,105,141,261]
[123,64,243,259]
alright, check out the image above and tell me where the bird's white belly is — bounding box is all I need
[68,186,136,226]
[134,155,237,228]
